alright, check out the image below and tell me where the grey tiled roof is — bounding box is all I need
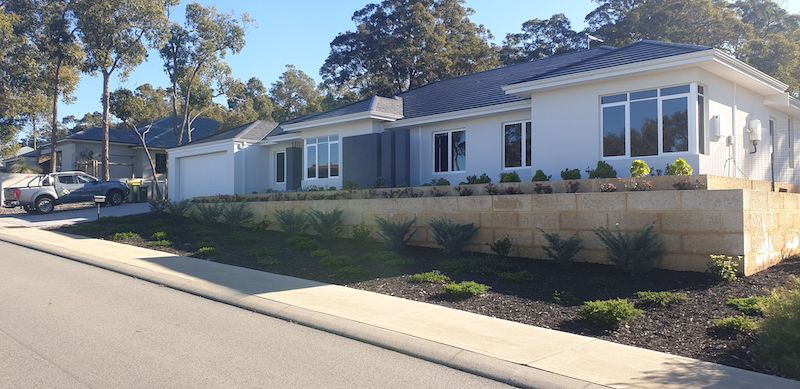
[65,116,221,148]
[177,120,278,147]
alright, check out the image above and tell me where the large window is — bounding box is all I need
[275,151,285,183]
[434,129,466,173]
[306,135,339,179]
[503,121,532,168]
[601,85,692,157]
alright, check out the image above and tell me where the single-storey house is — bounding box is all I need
[168,40,800,200]
[1,146,35,170]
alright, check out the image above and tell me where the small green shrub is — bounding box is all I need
[375,217,416,251]
[726,296,770,316]
[151,231,168,240]
[757,278,800,377]
[630,159,651,178]
[708,255,740,282]
[149,239,173,247]
[593,224,664,275]
[166,200,193,217]
[461,173,492,184]
[455,186,474,196]
[443,281,491,298]
[310,249,332,258]
[578,299,643,328]
[335,264,365,279]
[308,208,344,241]
[532,169,551,181]
[285,235,320,251]
[409,271,451,284]
[111,231,140,241]
[497,270,533,283]
[195,203,224,223]
[319,254,354,268]
[540,230,583,265]
[587,160,617,179]
[352,222,372,242]
[713,316,758,333]
[499,172,521,183]
[426,178,451,186]
[275,209,310,235]
[428,218,479,256]
[553,290,580,306]
[221,202,255,225]
[636,291,688,307]
[194,246,216,258]
[489,236,513,257]
[560,168,581,180]
[666,157,693,176]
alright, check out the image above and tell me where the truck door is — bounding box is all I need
[55,174,88,202]
[75,174,103,198]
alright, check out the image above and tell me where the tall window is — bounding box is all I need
[601,84,691,157]
[697,85,706,155]
[434,129,466,173]
[503,121,532,168]
[275,151,285,183]
[306,135,339,179]
[155,153,167,174]
[790,119,794,168]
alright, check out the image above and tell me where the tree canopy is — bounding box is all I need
[270,65,324,123]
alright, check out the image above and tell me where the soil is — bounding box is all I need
[57,214,800,380]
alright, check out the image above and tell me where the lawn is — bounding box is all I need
[58,213,800,380]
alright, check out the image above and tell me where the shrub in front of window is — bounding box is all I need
[532,169,551,181]
[375,216,417,251]
[308,208,344,241]
[666,157,693,176]
[593,223,665,275]
[221,202,255,226]
[460,173,491,184]
[630,159,651,178]
[275,209,310,235]
[499,172,521,183]
[489,236,513,257]
[757,278,800,378]
[578,299,643,328]
[540,230,583,265]
[586,160,618,178]
[429,218,479,256]
[560,168,581,180]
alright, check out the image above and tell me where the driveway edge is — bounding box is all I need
[0,231,606,389]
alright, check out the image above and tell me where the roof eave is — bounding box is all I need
[280,111,403,132]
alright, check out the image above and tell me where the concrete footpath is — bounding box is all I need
[1,227,796,389]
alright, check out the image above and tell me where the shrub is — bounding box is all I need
[504,186,522,195]
[565,181,580,193]
[532,169,551,181]
[578,299,643,328]
[636,291,688,307]
[594,224,664,275]
[757,278,800,377]
[560,168,581,180]
[489,236,513,257]
[351,222,372,242]
[440,257,512,276]
[497,270,533,283]
[361,251,412,265]
[195,203,224,223]
[426,178,451,186]
[194,246,216,258]
[553,290,580,306]
[111,231,139,241]
[461,173,491,184]
[319,255,354,268]
[428,218,479,256]
[630,160,651,178]
[151,231,168,240]
[708,255,740,282]
[166,200,193,217]
[713,316,758,333]
[455,186,473,196]
[533,183,553,194]
[308,208,344,241]
[625,179,654,191]
[148,200,168,214]
[285,235,320,251]
[221,202,254,226]
[409,271,451,284]
[541,230,583,265]
[599,182,618,192]
[666,158,693,176]
[375,217,416,251]
[275,209,310,235]
[310,249,332,258]
[429,187,449,197]
[499,171,521,183]
[335,265,364,279]
[484,183,499,195]
[726,296,770,316]
[149,239,173,247]
[586,160,617,179]
[343,180,360,190]
[444,281,491,298]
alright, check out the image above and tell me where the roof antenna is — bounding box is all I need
[587,34,604,49]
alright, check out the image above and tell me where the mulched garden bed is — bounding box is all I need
[57,214,800,380]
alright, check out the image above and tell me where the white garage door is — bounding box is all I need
[177,152,230,200]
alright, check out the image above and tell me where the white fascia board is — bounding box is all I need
[259,133,303,145]
[167,139,235,157]
[764,93,800,115]
[383,100,531,129]
[710,50,788,92]
[280,111,403,132]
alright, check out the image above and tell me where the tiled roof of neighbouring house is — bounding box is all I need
[179,120,278,147]
[278,40,714,130]
[64,116,221,148]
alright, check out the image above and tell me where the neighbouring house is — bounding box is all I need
[168,40,800,200]
[39,116,219,181]
[1,146,35,170]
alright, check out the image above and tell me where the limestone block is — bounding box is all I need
[626,191,681,211]
[662,211,723,233]
[493,228,533,247]
[480,212,519,228]
[560,211,607,231]
[424,196,459,212]
[456,195,492,211]
[492,195,532,212]
[682,190,743,211]
[531,193,577,211]
[525,211,560,230]
[576,192,626,211]
[681,233,744,255]
[607,211,661,231]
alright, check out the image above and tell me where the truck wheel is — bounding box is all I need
[108,190,125,206]
[35,196,55,214]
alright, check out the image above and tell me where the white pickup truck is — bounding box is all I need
[2,171,129,214]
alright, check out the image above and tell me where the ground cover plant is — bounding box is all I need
[59,213,800,379]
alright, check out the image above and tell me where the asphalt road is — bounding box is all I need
[0,241,508,388]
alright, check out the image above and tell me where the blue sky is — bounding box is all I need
[62,0,800,121]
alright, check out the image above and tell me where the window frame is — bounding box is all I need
[502,120,532,170]
[600,83,696,159]
[154,153,167,174]
[275,151,286,184]
[432,128,466,174]
[304,135,340,180]
[697,85,707,155]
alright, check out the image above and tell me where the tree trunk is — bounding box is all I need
[171,84,181,145]
[50,58,62,174]
[101,70,111,181]
[181,65,200,144]
[132,125,164,201]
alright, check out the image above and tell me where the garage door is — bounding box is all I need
[177,152,229,200]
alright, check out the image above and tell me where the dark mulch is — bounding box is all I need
[57,214,800,379]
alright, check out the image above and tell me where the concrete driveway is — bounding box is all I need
[0,202,150,228]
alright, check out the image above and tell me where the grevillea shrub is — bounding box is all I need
[428,218,479,256]
[375,216,416,251]
[593,224,665,275]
